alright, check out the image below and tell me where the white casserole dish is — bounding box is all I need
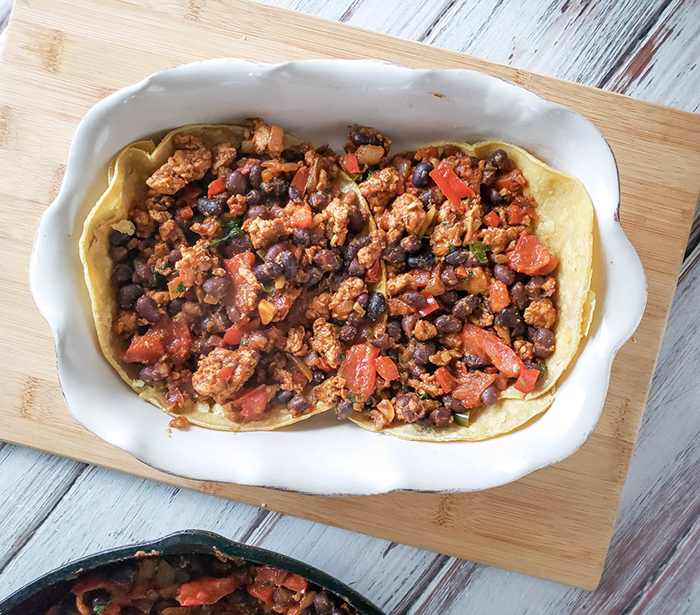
[29,59,646,495]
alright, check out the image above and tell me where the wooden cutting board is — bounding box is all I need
[1,0,699,591]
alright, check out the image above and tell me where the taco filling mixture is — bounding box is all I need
[335,137,558,430]
[83,119,593,438]
[46,554,356,615]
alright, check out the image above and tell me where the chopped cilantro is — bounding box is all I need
[337,353,346,362]
[153,271,168,289]
[419,393,430,400]
[260,581,275,587]
[346,392,358,403]
[441,221,449,226]
[206,217,243,248]
[175,282,186,294]
[240,336,249,346]
[93,606,105,615]
[468,241,491,264]
[536,361,547,378]
[448,245,458,254]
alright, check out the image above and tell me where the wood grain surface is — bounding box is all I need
[0,0,698,612]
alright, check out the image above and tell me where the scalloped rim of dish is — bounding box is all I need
[29,59,647,495]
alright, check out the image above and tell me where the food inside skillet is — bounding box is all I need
[80,120,593,440]
[45,554,356,615]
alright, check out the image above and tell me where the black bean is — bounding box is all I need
[336,400,354,420]
[485,149,509,171]
[411,363,426,378]
[109,245,129,262]
[202,311,231,334]
[274,389,294,405]
[314,592,334,615]
[348,207,365,233]
[248,162,263,188]
[196,196,223,217]
[481,384,499,405]
[273,587,295,607]
[533,327,555,358]
[139,365,164,382]
[348,258,366,277]
[371,333,390,349]
[386,320,402,341]
[400,235,422,254]
[135,295,160,322]
[445,248,469,266]
[203,276,230,300]
[281,148,304,162]
[314,249,343,272]
[482,167,497,186]
[365,292,386,320]
[512,321,526,339]
[344,235,371,261]
[279,251,299,279]
[287,395,310,414]
[526,276,548,300]
[443,394,465,413]
[245,189,263,207]
[339,325,358,343]
[439,291,459,307]
[261,177,289,198]
[112,264,133,286]
[435,314,461,334]
[309,191,331,211]
[303,267,323,288]
[226,235,253,255]
[430,406,452,427]
[452,295,479,321]
[496,306,521,328]
[487,187,504,204]
[133,259,155,288]
[412,161,434,188]
[118,283,143,309]
[109,230,131,246]
[120,607,141,615]
[225,169,247,195]
[288,185,302,202]
[464,353,487,369]
[356,292,369,308]
[168,298,186,316]
[413,342,434,364]
[346,311,363,327]
[407,251,435,270]
[255,261,283,282]
[441,266,459,287]
[510,282,528,310]
[400,290,427,309]
[382,241,406,264]
[293,228,311,247]
[311,370,326,386]
[493,264,515,286]
[349,128,381,147]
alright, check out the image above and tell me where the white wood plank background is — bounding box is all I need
[0,0,699,613]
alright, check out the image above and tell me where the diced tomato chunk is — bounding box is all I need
[291,166,310,193]
[494,168,527,192]
[376,356,399,381]
[247,582,275,604]
[508,234,557,276]
[123,329,165,365]
[255,567,289,585]
[281,574,309,593]
[342,153,360,174]
[461,324,524,379]
[290,205,313,228]
[164,317,192,365]
[340,343,380,400]
[287,605,304,615]
[453,371,497,408]
[515,367,541,393]
[434,367,456,394]
[417,293,439,317]
[177,577,238,606]
[429,160,475,213]
[483,210,500,227]
[207,178,226,197]
[410,269,430,288]
[489,279,510,312]
[231,385,268,421]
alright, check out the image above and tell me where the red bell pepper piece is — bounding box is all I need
[429,160,475,213]
[247,582,275,604]
[340,343,380,400]
[255,567,289,585]
[417,293,439,317]
[515,367,541,393]
[461,324,524,379]
[281,573,309,593]
[290,204,313,228]
[376,356,399,381]
[493,168,527,193]
[177,576,238,606]
[207,178,226,198]
[231,385,268,421]
[179,205,194,219]
[291,165,310,193]
[123,329,165,365]
[434,367,456,394]
[452,371,497,408]
[508,234,558,276]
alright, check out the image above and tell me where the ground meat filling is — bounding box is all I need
[47,554,358,615]
[336,133,559,429]
[110,119,382,423]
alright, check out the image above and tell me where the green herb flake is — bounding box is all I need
[337,353,346,362]
[448,245,458,254]
[468,241,491,264]
[260,581,275,587]
[206,217,244,248]
[153,271,168,289]
[175,282,186,294]
[536,361,547,378]
[93,606,105,615]
[419,393,430,401]
[346,392,358,403]
[240,336,249,346]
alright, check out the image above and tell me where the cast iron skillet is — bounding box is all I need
[0,530,385,615]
